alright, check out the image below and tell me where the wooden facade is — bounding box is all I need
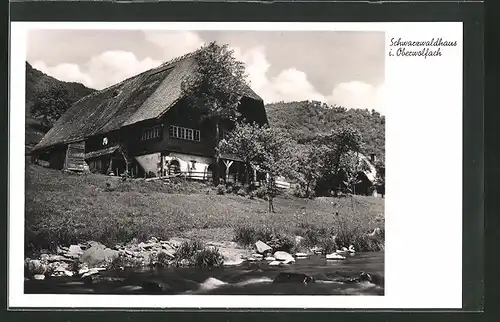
[64,141,86,171]
[81,98,267,179]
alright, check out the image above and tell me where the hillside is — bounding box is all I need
[25,62,96,151]
[265,101,385,163]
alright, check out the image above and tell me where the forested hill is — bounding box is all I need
[25,62,96,150]
[26,62,95,117]
[265,101,385,162]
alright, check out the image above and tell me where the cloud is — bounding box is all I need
[85,51,161,88]
[233,45,385,114]
[31,35,385,114]
[233,46,326,103]
[32,61,93,87]
[328,81,386,114]
[32,51,161,90]
[143,31,205,61]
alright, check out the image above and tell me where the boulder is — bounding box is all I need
[326,253,346,260]
[140,280,171,293]
[78,267,90,275]
[359,272,384,287]
[25,259,47,275]
[252,253,264,259]
[254,240,272,254]
[294,252,308,258]
[273,251,295,263]
[223,259,244,266]
[264,256,276,261]
[269,261,282,266]
[368,228,382,236]
[80,243,119,267]
[295,236,304,245]
[33,274,45,280]
[138,242,156,249]
[310,246,322,254]
[273,272,314,284]
[65,245,84,258]
[52,262,69,272]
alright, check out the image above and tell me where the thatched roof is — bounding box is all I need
[354,152,378,183]
[33,50,263,152]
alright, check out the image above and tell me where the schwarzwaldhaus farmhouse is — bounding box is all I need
[31,51,268,182]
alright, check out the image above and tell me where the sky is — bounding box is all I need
[27,29,386,114]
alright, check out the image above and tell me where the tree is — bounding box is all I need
[314,125,363,196]
[218,122,260,186]
[294,144,328,198]
[117,144,131,177]
[30,85,72,127]
[181,42,249,186]
[219,123,297,212]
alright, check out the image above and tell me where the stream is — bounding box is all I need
[25,252,384,295]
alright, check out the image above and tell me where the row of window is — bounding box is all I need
[169,125,201,142]
[141,125,201,142]
[141,126,162,141]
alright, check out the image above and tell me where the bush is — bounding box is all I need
[251,185,268,199]
[233,225,273,246]
[318,236,337,254]
[234,226,257,246]
[172,240,223,267]
[297,224,335,248]
[291,184,310,198]
[266,232,295,253]
[194,247,224,268]
[293,215,385,253]
[216,184,225,195]
[148,251,172,268]
[233,225,295,253]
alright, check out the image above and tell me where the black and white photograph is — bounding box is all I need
[22,28,386,296]
[8,21,465,309]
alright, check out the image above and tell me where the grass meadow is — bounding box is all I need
[25,163,385,255]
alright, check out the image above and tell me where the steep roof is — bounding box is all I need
[33,50,263,152]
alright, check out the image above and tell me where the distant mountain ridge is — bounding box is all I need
[265,101,385,163]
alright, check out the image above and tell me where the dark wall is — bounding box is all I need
[85,131,120,153]
[124,102,215,157]
[238,97,268,126]
[48,145,67,170]
[83,96,268,160]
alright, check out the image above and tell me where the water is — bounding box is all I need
[25,252,384,295]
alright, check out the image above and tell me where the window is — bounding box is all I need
[141,125,162,141]
[169,125,200,142]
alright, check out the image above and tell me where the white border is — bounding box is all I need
[9,22,463,309]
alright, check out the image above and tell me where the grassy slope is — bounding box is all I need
[26,164,384,252]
